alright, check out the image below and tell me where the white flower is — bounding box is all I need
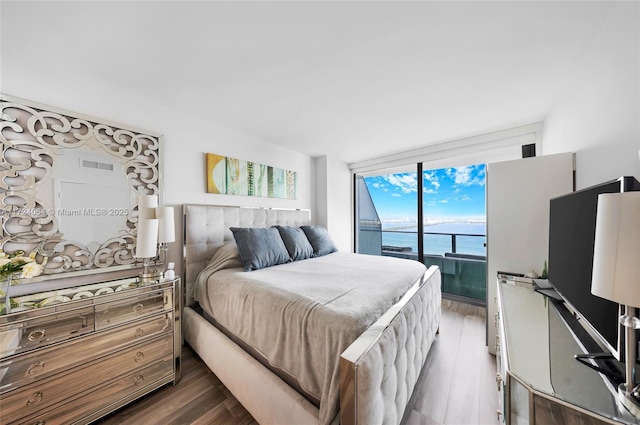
[0,251,45,280]
[21,261,43,279]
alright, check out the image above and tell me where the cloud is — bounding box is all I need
[384,173,418,194]
[424,171,440,190]
[446,165,485,186]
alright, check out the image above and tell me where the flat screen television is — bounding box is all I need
[548,176,640,362]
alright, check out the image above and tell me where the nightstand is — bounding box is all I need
[0,276,181,425]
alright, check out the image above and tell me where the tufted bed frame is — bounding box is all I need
[182,205,441,425]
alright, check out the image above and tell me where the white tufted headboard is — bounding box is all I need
[182,205,311,305]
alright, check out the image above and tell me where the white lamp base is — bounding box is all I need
[618,384,640,418]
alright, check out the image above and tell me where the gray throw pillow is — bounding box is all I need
[230,227,290,271]
[274,226,314,261]
[300,225,338,257]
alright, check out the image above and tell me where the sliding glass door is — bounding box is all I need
[355,169,419,261]
[355,163,487,305]
[422,165,486,302]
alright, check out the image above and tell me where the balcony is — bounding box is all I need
[380,231,487,305]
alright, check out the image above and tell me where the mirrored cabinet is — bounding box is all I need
[1,94,177,424]
[496,277,639,425]
[0,277,181,425]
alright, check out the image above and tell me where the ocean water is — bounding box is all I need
[382,222,486,257]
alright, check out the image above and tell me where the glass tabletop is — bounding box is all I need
[499,282,640,424]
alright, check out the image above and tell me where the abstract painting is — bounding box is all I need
[206,153,226,194]
[226,157,249,196]
[206,153,297,199]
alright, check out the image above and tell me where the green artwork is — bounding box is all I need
[206,154,296,199]
[226,157,248,196]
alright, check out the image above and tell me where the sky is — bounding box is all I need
[364,164,486,223]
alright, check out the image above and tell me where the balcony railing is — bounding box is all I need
[379,230,487,305]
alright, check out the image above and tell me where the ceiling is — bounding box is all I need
[0,1,618,164]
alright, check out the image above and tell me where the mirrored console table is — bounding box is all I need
[0,276,181,424]
[496,277,639,425]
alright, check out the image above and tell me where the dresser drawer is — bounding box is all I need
[0,307,94,359]
[95,289,170,330]
[16,359,174,425]
[0,312,172,392]
[1,334,173,423]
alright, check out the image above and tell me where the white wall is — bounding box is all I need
[543,2,640,189]
[314,156,353,252]
[0,75,314,277]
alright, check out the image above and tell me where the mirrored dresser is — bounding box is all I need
[0,276,181,425]
[496,277,640,425]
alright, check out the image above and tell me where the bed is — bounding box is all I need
[182,205,441,425]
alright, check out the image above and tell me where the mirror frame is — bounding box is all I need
[1,94,162,283]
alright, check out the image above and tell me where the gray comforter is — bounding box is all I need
[195,243,427,425]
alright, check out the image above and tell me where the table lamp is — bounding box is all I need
[591,192,640,416]
[138,194,158,219]
[156,206,175,268]
[136,218,159,283]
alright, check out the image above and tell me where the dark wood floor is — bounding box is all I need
[98,300,497,425]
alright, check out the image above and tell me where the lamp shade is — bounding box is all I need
[136,218,159,259]
[591,192,640,307]
[157,206,175,244]
[138,194,158,220]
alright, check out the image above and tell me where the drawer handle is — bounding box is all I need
[134,328,145,338]
[28,329,46,341]
[27,361,46,375]
[134,351,145,362]
[26,391,43,407]
[133,375,144,386]
[32,421,45,425]
[133,303,144,313]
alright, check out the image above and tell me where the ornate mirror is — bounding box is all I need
[0,94,162,281]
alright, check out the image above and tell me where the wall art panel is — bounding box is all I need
[206,153,226,194]
[206,153,296,200]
